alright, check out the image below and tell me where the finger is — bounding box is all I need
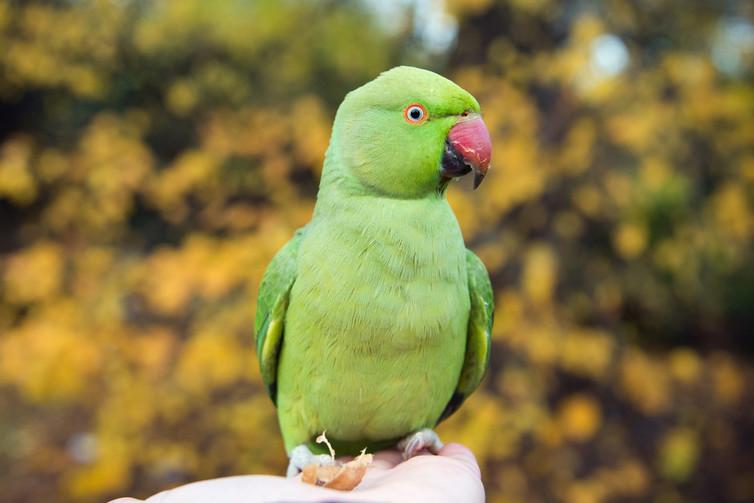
[411,449,436,456]
[438,442,481,478]
[335,449,400,470]
[137,475,355,502]
[372,449,403,467]
[361,446,485,503]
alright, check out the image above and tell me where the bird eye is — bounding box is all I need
[403,103,428,125]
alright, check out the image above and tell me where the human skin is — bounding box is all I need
[108,443,484,503]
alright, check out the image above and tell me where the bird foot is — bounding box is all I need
[287,444,335,478]
[397,428,444,460]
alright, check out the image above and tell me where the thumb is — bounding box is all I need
[438,442,481,478]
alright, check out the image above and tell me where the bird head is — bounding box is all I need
[328,66,491,198]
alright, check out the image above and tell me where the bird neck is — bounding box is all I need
[316,131,446,202]
[312,151,462,256]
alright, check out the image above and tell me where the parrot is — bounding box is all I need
[254,66,494,476]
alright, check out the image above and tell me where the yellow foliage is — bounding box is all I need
[668,350,701,386]
[710,353,745,407]
[613,222,647,259]
[711,183,752,241]
[3,241,63,304]
[176,331,245,393]
[557,394,602,442]
[522,244,557,305]
[658,428,700,482]
[0,308,101,401]
[64,457,131,501]
[560,329,613,378]
[619,349,671,415]
[0,136,37,204]
[572,185,603,217]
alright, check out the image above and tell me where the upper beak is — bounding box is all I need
[440,113,492,189]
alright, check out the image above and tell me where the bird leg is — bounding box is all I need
[286,444,335,478]
[397,428,444,460]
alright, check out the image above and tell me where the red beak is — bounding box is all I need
[447,113,492,189]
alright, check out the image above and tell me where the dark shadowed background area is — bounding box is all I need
[0,1,753,502]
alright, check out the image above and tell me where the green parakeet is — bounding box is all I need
[254,66,494,475]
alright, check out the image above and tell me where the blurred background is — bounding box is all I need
[0,0,753,501]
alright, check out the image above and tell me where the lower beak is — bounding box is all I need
[440,113,492,190]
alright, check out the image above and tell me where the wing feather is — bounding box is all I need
[438,249,494,422]
[254,227,306,403]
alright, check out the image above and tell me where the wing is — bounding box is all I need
[438,249,494,423]
[254,227,306,404]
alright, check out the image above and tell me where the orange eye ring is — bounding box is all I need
[403,103,428,125]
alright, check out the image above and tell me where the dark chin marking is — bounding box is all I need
[438,140,471,193]
[440,139,471,184]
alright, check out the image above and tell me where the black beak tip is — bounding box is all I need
[472,169,486,190]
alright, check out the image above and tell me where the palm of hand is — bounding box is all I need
[110,443,483,503]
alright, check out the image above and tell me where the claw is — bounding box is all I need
[397,428,444,460]
[287,444,335,477]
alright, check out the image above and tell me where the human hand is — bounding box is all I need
[109,443,484,503]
